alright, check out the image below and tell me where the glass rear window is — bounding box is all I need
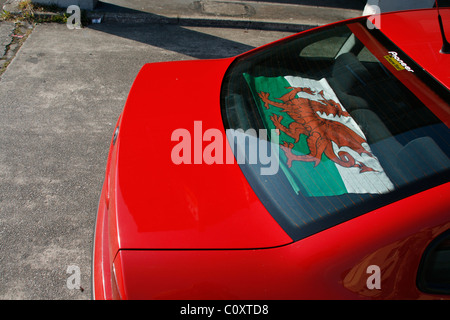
[221,21,450,241]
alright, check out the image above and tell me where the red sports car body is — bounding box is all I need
[93,8,450,300]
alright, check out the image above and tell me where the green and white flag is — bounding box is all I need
[244,74,394,197]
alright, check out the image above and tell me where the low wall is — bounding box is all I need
[31,0,98,11]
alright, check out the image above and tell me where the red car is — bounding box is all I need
[93,8,450,300]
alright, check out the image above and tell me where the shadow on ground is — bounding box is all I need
[88,2,259,60]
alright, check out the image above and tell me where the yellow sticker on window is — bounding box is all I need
[384,54,405,71]
[384,51,414,72]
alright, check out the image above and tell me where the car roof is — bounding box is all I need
[378,8,450,89]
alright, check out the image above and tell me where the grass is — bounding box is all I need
[0,24,31,77]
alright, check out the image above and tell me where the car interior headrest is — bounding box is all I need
[332,52,371,92]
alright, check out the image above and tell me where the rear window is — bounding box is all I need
[221,21,450,241]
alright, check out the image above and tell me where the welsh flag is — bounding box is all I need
[244,74,394,197]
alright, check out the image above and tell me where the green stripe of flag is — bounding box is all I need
[244,74,347,196]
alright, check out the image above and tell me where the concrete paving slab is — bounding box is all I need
[0,21,14,58]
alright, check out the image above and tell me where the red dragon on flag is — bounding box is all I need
[257,86,376,173]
